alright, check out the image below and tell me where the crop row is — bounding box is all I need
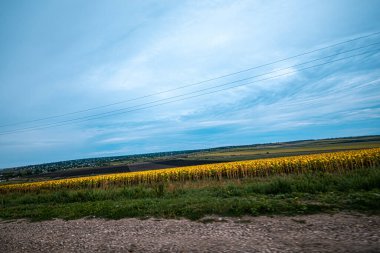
[1,148,379,193]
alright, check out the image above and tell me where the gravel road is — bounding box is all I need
[1,213,379,252]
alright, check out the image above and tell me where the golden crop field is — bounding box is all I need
[1,148,379,193]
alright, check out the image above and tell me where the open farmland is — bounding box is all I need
[0,148,379,221]
[1,148,379,193]
[186,135,380,162]
[2,136,380,183]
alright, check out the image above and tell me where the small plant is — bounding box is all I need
[154,183,165,197]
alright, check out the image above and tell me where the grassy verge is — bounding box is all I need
[1,167,379,221]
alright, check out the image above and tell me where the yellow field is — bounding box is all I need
[1,148,379,193]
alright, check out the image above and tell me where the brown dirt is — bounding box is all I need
[0,213,379,253]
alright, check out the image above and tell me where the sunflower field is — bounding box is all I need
[1,148,379,194]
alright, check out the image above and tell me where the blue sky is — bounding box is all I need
[0,0,380,168]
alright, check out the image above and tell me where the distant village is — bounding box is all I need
[0,149,201,182]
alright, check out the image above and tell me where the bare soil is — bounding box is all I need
[25,165,131,179]
[1,213,379,252]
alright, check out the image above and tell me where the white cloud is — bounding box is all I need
[2,0,380,167]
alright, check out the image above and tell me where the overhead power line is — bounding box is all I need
[1,31,380,128]
[1,47,378,135]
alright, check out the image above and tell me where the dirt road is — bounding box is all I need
[1,213,379,252]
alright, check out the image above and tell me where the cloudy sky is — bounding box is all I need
[0,0,379,168]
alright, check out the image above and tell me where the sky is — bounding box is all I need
[0,0,380,169]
